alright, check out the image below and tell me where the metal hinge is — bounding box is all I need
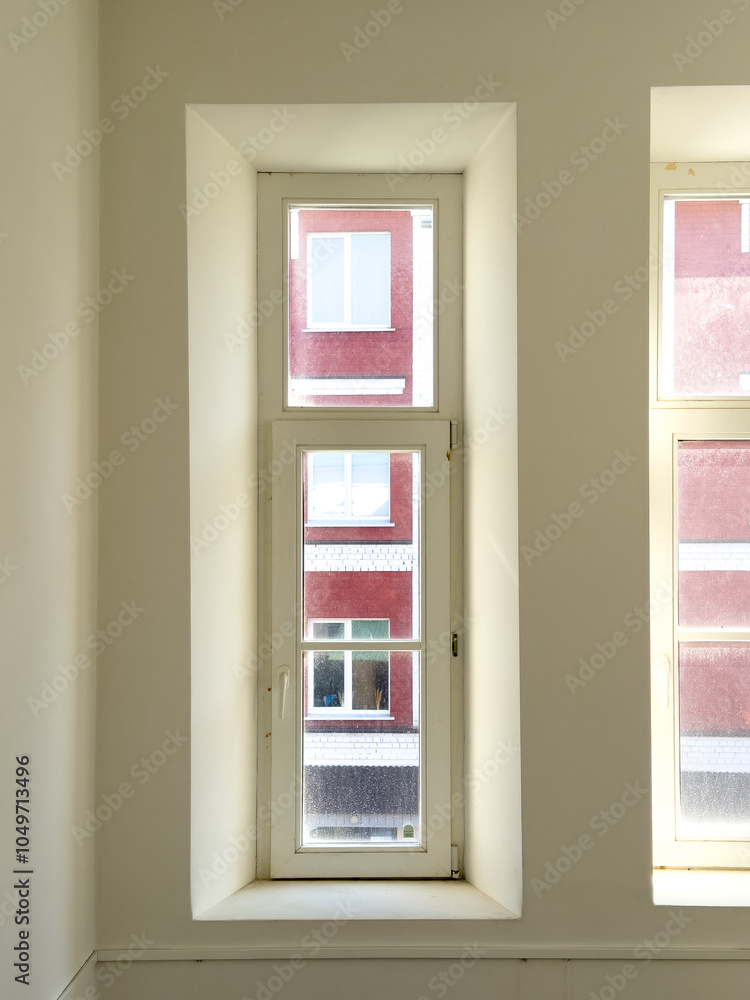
[451,633,458,657]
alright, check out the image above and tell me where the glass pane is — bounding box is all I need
[312,652,345,708]
[288,205,434,407]
[679,641,750,835]
[351,452,390,518]
[302,651,420,845]
[663,198,750,396]
[678,440,750,628]
[309,452,346,520]
[352,652,389,710]
[309,236,345,325]
[303,450,420,639]
[351,233,390,326]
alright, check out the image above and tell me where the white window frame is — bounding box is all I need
[257,173,463,882]
[650,164,750,870]
[305,451,392,526]
[305,230,392,331]
[306,618,392,719]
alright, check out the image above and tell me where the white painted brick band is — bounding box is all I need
[304,732,420,767]
[681,735,750,772]
[679,541,750,571]
[305,543,416,572]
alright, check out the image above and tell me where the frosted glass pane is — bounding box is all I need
[351,233,390,326]
[678,440,750,628]
[302,651,420,845]
[664,198,750,396]
[309,237,345,324]
[679,642,750,833]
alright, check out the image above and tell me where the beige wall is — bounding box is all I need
[1,2,98,999]
[7,0,750,996]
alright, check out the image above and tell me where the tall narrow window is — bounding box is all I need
[651,169,750,869]
[258,173,462,880]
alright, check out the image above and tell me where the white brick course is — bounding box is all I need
[679,541,750,571]
[305,543,416,572]
[681,735,750,772]
[304,732,420,767]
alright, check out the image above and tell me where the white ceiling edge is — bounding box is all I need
[652,86,750,163]
[190,103,514,173]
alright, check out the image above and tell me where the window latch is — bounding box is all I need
[278,666,290,719]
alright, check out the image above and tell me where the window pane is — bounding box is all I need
[679,641,750,835]
[288,205,434,407]
[304,451,420,639]
[310,452,346,520]
[302,651,420,845]
[663,198,750,397]
[309,236,345,325]
[312,652,345,708]
[352,652,389,710]
[312,621,345,639]
[351,233,390,326]
[351,452,390,518]
[678,440,750,628]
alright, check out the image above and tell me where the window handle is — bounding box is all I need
[659,654,672,709]
[278,666,290,719]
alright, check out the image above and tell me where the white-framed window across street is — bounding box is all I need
[650,163,750,871]
[304,231,392,331]
[307,619,391,717]
[258,172,463,880]
[306,451,392,526]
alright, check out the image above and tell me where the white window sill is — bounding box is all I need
[654,868,750,906]
[305,521,395,528]
[195,879,516,921]
[302,328,396,334]
[305,714,395,720]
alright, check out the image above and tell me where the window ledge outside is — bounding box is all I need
[195,879,517,921]
[654,868,750,906]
